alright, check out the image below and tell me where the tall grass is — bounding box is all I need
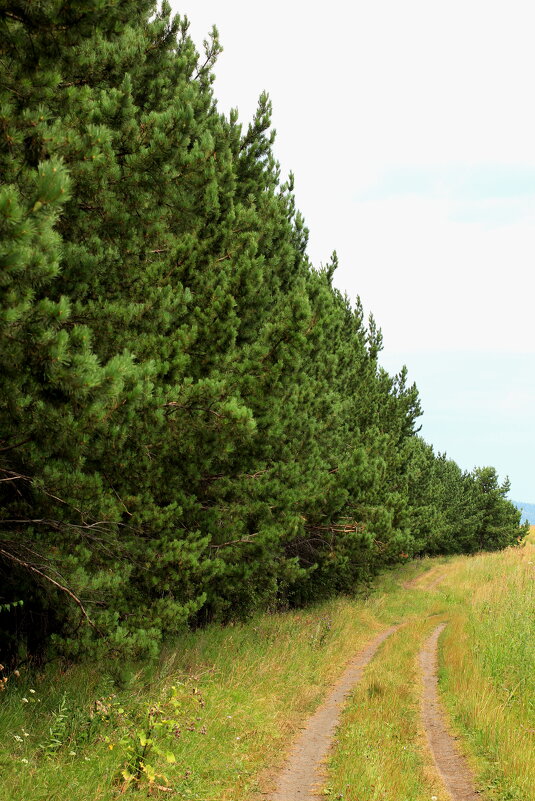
[0,563,433,801]
[1,544,534,801]
[326,543,535,801]
[440,540,535,801]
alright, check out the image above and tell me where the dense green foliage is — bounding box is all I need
[0,0,527,663]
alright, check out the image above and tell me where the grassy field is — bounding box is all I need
[325,529,535,801]
[0,534,533,800]
[440,537,535,801]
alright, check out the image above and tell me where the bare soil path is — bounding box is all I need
[420,624,480,800]
[269,625,399,800]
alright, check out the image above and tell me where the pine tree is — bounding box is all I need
[1,0,525,662]
[1,0,231,657]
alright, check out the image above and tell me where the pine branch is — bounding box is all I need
[0,438,31,452]
[0,547,101,634]
[209,533,259,549]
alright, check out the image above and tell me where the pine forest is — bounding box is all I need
[0,0,527,665]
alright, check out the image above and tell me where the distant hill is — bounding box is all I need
[512,501,535,525]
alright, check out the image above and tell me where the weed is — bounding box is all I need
[118,686,188,793]
[309,617,333,647]
[366,680,384,698]
[39,693,69,757]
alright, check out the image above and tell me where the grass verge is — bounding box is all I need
[439,540,535,801]
[0,560,434,801]
[2,544,534,801]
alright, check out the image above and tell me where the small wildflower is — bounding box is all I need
[29,688,36,694]
[69,751,76,756]
[84,757,91,762]
[14,735,23,742]
[21,697,29,703]
[21,758,29,764]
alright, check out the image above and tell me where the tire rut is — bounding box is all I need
[420,624,480,800]
[269,625,400,800]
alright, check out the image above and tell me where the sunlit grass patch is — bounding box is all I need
[440,544,535,801]
[325,546,534,801]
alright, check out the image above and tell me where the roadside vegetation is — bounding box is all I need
[1,536,533,800]
[440,530,535,801]
[325,531,535,801]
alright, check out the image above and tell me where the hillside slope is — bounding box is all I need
[512,500,535,524]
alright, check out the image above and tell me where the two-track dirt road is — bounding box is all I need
[269,570,480,801]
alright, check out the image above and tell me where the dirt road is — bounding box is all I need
[420,624,480,800]
[269,625,400,800]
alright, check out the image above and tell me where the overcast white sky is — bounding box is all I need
[175,0,535,502]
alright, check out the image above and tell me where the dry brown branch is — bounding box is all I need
[304,523,365,534]
[0,548,101,633]
[244,469,269,479]
[209,533,259,549]
[162,402,224,418]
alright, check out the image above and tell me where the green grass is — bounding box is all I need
[1,545,534,801]
[439,540,535,801]
[0,560,440,801]
[324,543,535,801]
